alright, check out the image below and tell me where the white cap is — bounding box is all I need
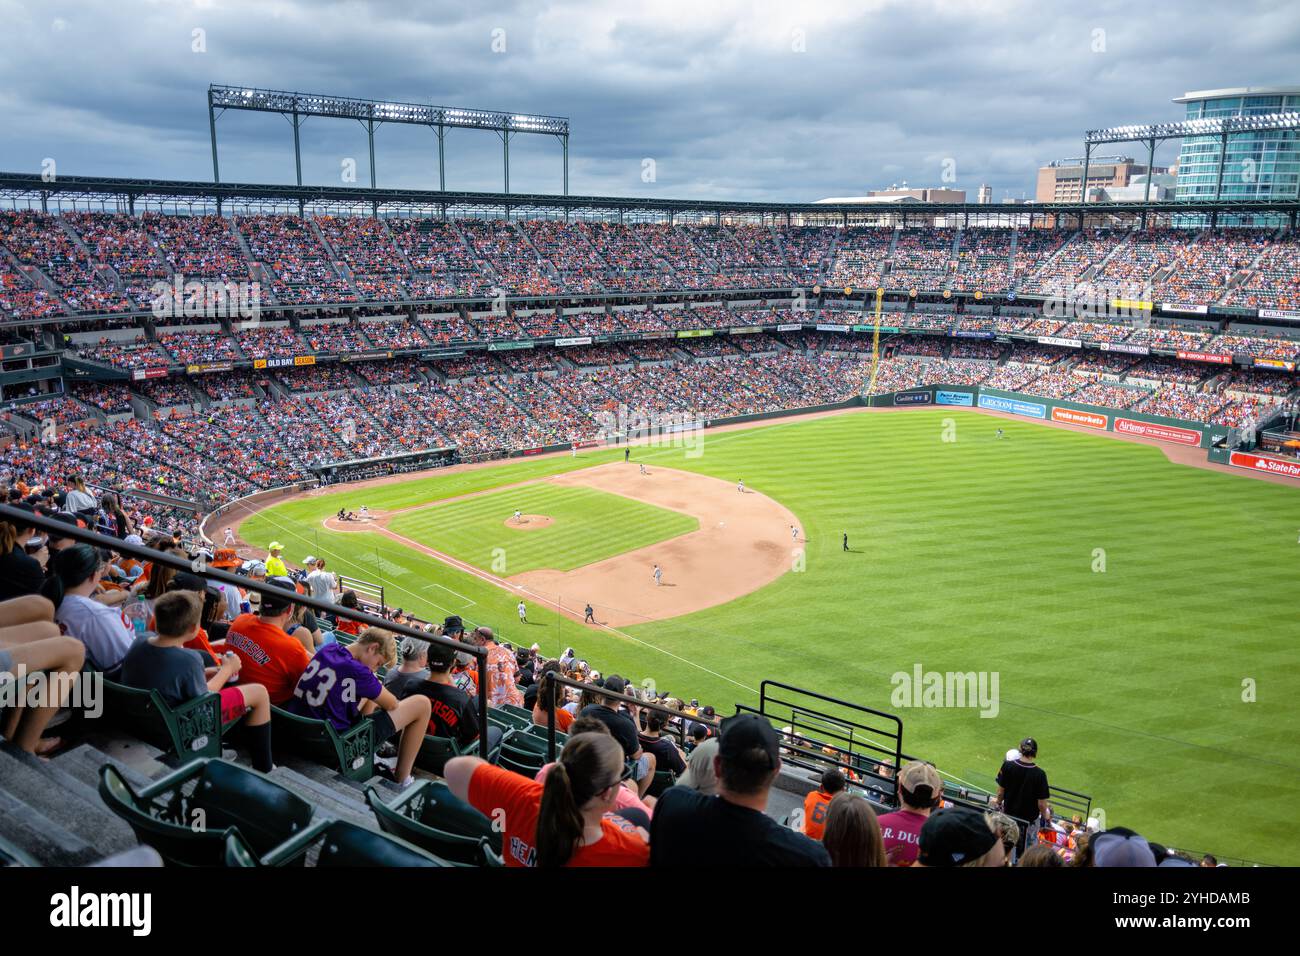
[1006,749,1021,761]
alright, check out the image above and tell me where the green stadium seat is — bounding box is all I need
[224,820,445,867]
[647,770,677,799]
[98,759,316,866]
[100,675,240,760]
[365,781,500,866]
[487,706,532,731]
[270,705,374,782]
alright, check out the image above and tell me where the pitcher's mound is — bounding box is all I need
[505,514,553,530]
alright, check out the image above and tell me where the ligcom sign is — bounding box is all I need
[977,394,1046,418]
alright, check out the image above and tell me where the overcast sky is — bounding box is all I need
[1,0,1296,203]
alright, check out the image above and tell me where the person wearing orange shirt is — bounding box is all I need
[223,579,310,705]
[802,769,846,841]
[444,732,649,867]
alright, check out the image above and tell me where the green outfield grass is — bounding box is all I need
[240,409,1300,864]
[385,483,697,573]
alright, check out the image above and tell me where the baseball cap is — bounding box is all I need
[1006,748,1021,762]
[1092,829,1157,868]
[123,533,144,547]
[303,555,316,566]
[602,675,628,696]
[717,713,780,771]
[917,807,998,867]
[259,576,298,614]
[1019,737,1038,757]
[169,571,222,600]
[897,760,943,808]
[426,640,456,669]
[268,541,284,551]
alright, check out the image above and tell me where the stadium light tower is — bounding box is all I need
[1080,112,1300,213]
[206,85,571,195]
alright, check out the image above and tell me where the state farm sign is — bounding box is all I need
[1229,451,1300,479]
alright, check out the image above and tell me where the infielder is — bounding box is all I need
[737,479,745,493]
[791,524,798,541]
[653,564,662,587]
[640,463,647,476]
[517,600,528,623]
[584,602,595,624]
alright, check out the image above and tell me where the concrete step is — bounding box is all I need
[0,745,138,863]
[0,788,98,866]
[54,742,155,792]
[266,765,378,831]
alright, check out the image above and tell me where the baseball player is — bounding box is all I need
[640,463,647,476]
[517,600,528,623]
[791,524,798,542]
[996,428,1004,440]
[584,602,595,624]
[625,447,630,463]
[737,479,745,493]
[359,504,370,519]
[842,532,849,552]
[513,509,522,523]
[223,526,235,546]
[653,564,662,587]
[572,445,577,458]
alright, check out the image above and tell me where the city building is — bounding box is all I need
[978,184,993,204]
[1173,87,1300,201]
[1036,157,1169,203]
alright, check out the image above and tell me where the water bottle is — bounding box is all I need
[126,595,149,638]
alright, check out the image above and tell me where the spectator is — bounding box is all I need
[0,505,45,600]
[877,760,943,865]
[532,666,575,733]
[383,636,431,692]
[287,626,431,787]
[650,713,830,866]
[468,624,521,708]
[637,709,688,780]
[387,635,495,753]
[45,543,134,672]
[996,737,1051,853]
[675,737,720,795]
[822,791,887,867]
[987,811,1021,866]
[304,558,337,604]
[1018,844,1065,867]
[915,807,1006,868]
[223,577,311,705]
[444,731,650,867]
[578,674,653,796]
[119,591,274,772]
[264,541,288,578]
[1090,828,1157,868]
[0,594,84,755]
[535,715,655,822]
[801,768,846,841]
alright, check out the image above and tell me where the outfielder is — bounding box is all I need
[517,600,528,623]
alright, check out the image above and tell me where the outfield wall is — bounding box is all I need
[869,384,1221,449]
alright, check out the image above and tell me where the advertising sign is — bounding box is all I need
[978,394,1046,418]
[1051,407,1107,429]
[936,390,974,406]
[892,390,932,406]
[1114,418,1201,445]
[1229,451,1300,478]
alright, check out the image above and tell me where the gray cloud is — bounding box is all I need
[2,0,1295,202]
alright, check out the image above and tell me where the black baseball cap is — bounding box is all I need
[169,571,222,599]
[260,576,298,615]
[917,807,998,866]
[603,675,628,695]
[426,640,457,669]
[718,713,780,770]
[1019,737,1038,757]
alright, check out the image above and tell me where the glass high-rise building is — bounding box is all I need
[1173,87,1300,203]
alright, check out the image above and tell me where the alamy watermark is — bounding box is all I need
[890,663,999,718]
[151,274,261,323]
[595,402,704,458]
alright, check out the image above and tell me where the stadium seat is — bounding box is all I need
[97,759,316,866]
[647,770,677,799]
[270,705,375,781]
[100,674,237,761]
[365,781,500,866]
[487,706,532,731]
[494,733,548,779]
[414,733,477,775]
[0,833,38,868]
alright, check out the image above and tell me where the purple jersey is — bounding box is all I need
[287,643,383,732]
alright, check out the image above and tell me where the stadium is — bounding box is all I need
[0,2,1296,907]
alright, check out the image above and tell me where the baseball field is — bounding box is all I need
[238,407,1300,864]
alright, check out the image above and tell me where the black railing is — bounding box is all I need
[2,503,493,757]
